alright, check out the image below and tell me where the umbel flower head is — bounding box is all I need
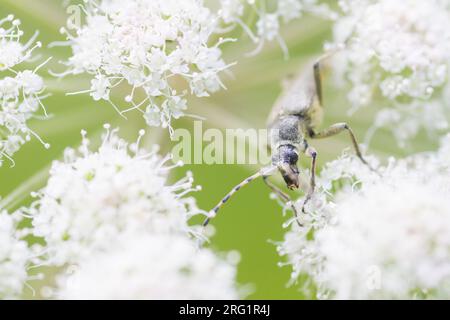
[279,135,450,299]
[330,0,450,145]
[220,0,337,58]
[57,233,240,299]
[60,0,232,134]
[0,210,31,299]
[0,14,50,167]
[27,125,206,266]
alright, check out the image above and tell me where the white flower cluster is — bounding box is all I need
[220,0,336,57]
[27,125,205,266]
[24,126,239,299]
[0,210,31,299]
[279,137,450,299]
[330,0,450,145]
[58,233,239,299]
[62,0,231,134]
[0,15,49,167]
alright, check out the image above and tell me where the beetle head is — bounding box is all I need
[276,145,299,190]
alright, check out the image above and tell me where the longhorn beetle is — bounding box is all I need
[203,52,374,227]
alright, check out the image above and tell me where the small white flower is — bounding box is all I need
[57,233,240,300]
[256,14,280,42]
[90,75,110,101]
[219,0,245,24]
[162,94,188,120]
[15,70,44,95]
[277,0,303,23]
[144,107,162,127]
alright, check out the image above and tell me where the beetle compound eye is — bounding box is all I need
[287,151,298,165]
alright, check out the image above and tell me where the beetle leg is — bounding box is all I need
[263,175,302,227]
[302,146,317,214]
[309,122,377,172]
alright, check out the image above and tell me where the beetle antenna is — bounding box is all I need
[203,166,276,227]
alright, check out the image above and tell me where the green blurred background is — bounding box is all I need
[0,0,437,299]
